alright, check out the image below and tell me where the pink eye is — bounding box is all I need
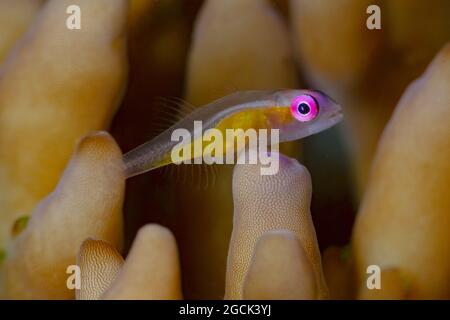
[290,94,319,122]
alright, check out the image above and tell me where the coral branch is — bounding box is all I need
[76,239,124,300]
[103,224,183,300]
[0,0,42,65]
[0,0,128,248]
[243,230,316,300]
[225,153,328,299]
[1,132,125,299]
[353,44,450,299]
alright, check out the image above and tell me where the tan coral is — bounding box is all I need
[76,239,124,300]
[102,224,183,300]
[225,153,328,299]
[243,230,316,300]
[0,0,128,248]
[289,0,382,92]
[0,0,42,65]
[178,0,299,299]
[186,0,298,105]
[1,132,125,299]
[352,44,450,299]
[385,0,450,61]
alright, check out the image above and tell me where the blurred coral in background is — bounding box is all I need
[0,0,448,300]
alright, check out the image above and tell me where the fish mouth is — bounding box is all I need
[328,105,344,124]
[301,105,343,138]
[313,105,343,134]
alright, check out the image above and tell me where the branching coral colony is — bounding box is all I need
[0,0,449,300]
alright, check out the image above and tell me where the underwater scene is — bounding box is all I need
[0,0,449,302]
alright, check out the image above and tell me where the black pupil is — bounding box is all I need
[297,102,310,115]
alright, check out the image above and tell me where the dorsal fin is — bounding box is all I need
[148,96,199,137]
